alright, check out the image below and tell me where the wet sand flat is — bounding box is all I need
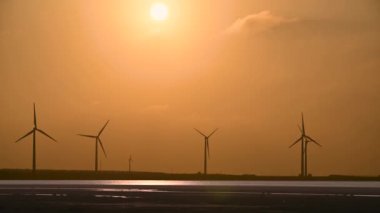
[0,181,379,212]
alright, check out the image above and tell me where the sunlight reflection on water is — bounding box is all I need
[0,180,380,188]
[95,188,160,192]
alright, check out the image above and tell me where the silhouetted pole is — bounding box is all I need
[129,156,132,173]
[95,140,98,171]
[301,138,304,177]
[204,138,207,175]
[305,140,312,176]
[33,130,36,172]
[305,142,308,176]
[305,138,322,176]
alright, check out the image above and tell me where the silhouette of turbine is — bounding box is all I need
[129,155,133,173]
[78,120,109,172]
[289,113,321,176]
[15,103,57,172]
[194,128,218,175]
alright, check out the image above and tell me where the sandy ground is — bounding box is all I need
[0,183,379,212]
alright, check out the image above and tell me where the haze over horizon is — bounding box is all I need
[1,0,379,176]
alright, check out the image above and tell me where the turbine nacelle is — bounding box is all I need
[194,128,218,139]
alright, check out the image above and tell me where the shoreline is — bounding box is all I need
[0,169,379,181]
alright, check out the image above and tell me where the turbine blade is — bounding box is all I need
[208,128,218,137]
[78,134,97,138]
[298,125,302,133]
[289,137,302,148]
[33,103,37,127]
[37,129,57,142]
[194,128,206,137]
[15,129,34,143]
[305,135,322,147]
[98,120,109,136]
[301,113,305,134]
[98,138,107,158]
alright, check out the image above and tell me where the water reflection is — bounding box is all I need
[0,180,380,188]
[95,188,161,192]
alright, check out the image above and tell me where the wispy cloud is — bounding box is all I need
[224,10,297,36]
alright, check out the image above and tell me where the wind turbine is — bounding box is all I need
[194,128,218,175]
[15,103,57,172]
[78,120,109,172]
[129,155,133,173]
[289,113,321,176]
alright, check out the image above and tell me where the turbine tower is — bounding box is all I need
[304,135,321,176]
[15,103,57,172]
[78,120,109,172]
[289,113,321,176]
[129,155,133,173]
[194,128,218,175]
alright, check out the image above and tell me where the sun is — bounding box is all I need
[150,2,169,22]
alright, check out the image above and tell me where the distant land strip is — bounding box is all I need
[0,169,379,181]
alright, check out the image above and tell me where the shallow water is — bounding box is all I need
[1,180,380,188]
[0,180,379,212]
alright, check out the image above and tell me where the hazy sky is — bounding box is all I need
[1,0,379,176]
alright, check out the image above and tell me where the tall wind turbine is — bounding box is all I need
[194,128,218,175]
[15,103,57,172]
[289,113,321,176]
[78,120,109,172]
[129,155,133,173]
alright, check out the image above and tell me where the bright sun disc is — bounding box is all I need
[150,3,168,21]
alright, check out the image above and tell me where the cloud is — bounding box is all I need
[224,10,297,36]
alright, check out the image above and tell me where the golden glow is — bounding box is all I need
[1,0,379,177]
[150,3,169,21]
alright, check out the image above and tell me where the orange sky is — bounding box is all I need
[0,0,379,176]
